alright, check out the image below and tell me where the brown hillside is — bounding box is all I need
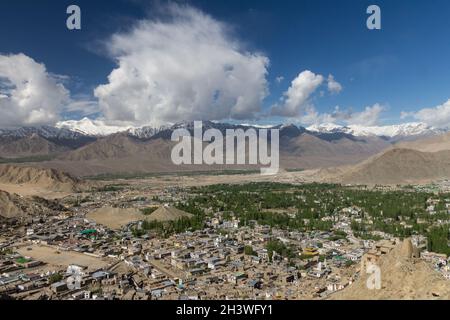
[0,190,63,220]
[146,205,193,222]
[0,190,24,219]
[330,240,450,300]
[338,148,450,185]
[57,133,148,161]
[0,164,85,192]
[0,134,67,158]
[394,131,450,152]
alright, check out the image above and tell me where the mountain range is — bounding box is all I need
[306,122,445,140]
[0,120,448,184]
[315,131,450,185]
[55,117,445,140]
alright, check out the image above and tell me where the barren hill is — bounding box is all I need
[337,148,450,185]
[330,240,450,300]
[0,164,86,193]
[0,190,63,220]
[0,134,68,158]
[0,190,24,219]
[394,131,450,152]
[87,206,144,229]
[280,133,389,169]
[57,133,148,161]
[317,131,450,185]
[45,137,186,176]
[146,205,193,222]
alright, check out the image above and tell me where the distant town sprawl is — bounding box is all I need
[1,181,450,300]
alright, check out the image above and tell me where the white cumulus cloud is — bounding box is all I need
[405,99,450,128]
[0,53,69,127]
[275,76,284,84]
[94,4,270,127]
[271,70,324,117]
[327,74,343,94]
[345,103,384,126]
[298,103,385,126]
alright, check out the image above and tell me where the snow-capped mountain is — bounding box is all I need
[25,117,447,141]
[307,122,445,139]
[56,118,134,136]
[56,117,170,139]
[0,124,96,156]
[0,125,86,139]
[128,126,171,139]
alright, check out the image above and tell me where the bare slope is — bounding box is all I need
[394,131,450,152]
[318,131,450,185]
[0,190,24,219]
[0,190,63,220]
[331,240,450,300]
[57,133,147,161]
[35,131,390,177]
[0,164,85,193]
[146,206,193,222]
[338,148,450,185]
[0,134,67,158]
[280,133,389,169]
[87,206,144,229]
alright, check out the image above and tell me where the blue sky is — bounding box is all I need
[1,0,450,128]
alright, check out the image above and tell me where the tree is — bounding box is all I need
[49,273,63,284]
[244,245,257,256]
[427,226,450,255]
